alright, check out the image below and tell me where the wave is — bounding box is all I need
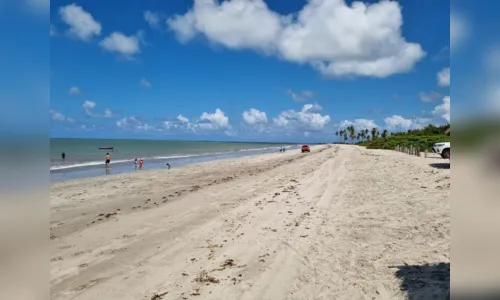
[50,146,297,171]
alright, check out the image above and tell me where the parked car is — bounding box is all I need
[301,145,310,153]
[432,142,450,159]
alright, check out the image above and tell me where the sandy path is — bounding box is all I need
[50,145,450,300]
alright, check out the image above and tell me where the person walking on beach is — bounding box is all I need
[61,152,66,161]
[166,163,171,170]
[105,153,111,167]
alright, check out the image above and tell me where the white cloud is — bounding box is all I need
[99,32,141,58]
[242,108,268,125]
[383,115,413,130]
[136,124,156,131]
[167,0,425,78]
[163,115,198,132]
[304,131,311,138]
[273,104,330,131]
[140,78,151,88]
[303,103,323,113]
[144,11,161,29]
[59,4,101,41]
[177,114,189,123]
[437,67,450,87]
[419,91,442,102]
[432,96,450,123]
[81,124,97,131]
[198,108,231,130]
[384,115,431,130]
[339,119,377,130]
[50,109,74,122]
[117,116,156,131]
[68,86,81,95]
[103,108,113,118]
[285,89,315,102]
[83,100,96,115]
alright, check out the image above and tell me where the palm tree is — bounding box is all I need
[371,127,379,140]
[360,130,366,141]
[340,129,346,142]
[335,131,339,142]
[381,129,388,139]
[364,129,369,139]
[366,135,371,141]
[348,125,356,144]
[343,133,348,143]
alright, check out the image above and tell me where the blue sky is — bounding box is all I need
[49,0,451,142]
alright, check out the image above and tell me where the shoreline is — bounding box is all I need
[51,145,450,299]
[50,144,300,182]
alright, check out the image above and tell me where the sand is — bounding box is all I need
[50,145,450,300]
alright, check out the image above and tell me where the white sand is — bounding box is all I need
[50,145,450,300]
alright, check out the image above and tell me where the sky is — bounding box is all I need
[49,0,452,142]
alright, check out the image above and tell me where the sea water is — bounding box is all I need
[51,138,298,182]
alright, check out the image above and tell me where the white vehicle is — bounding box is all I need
[432,142,450,159]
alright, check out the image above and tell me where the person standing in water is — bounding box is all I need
[105,153,111,166]
[61,152,66,160]
[134,158,138,170]
[166,163,171,169]
[139,159,143,169]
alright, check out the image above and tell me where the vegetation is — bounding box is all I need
[335,124,450,151]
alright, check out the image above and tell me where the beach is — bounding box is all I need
[50,138,297,182]
[50,144,450,299]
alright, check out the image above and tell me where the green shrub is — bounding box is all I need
[356,124,450,150]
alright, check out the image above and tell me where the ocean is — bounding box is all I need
[50,138,298,182]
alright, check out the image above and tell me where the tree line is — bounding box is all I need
[333,124,450,150]
[335,126,390,144]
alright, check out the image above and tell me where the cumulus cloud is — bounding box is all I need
[177,114,189,123]
[167,0,425,78]
[117,116,156,131]
[198,108,231,130]
[50,109,74,122]
[162,111,231,133]
[437,67,450,87]
[432,96,450,123]
[68,86,81,95]
[383,115,413,130]
[273,104,330,131]
[242,108,268,125]
[419,91,442,102]
[140,78,152,88]
[99,32,141,58]
[83,100,96,115]
[59,4,101,41]
[285,89,316,102]
[338,119,377,130]
[144,11,161,29]
[103,108,113,118]
[383,115,431,130]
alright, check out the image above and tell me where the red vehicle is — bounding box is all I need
[301,145,310,153]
